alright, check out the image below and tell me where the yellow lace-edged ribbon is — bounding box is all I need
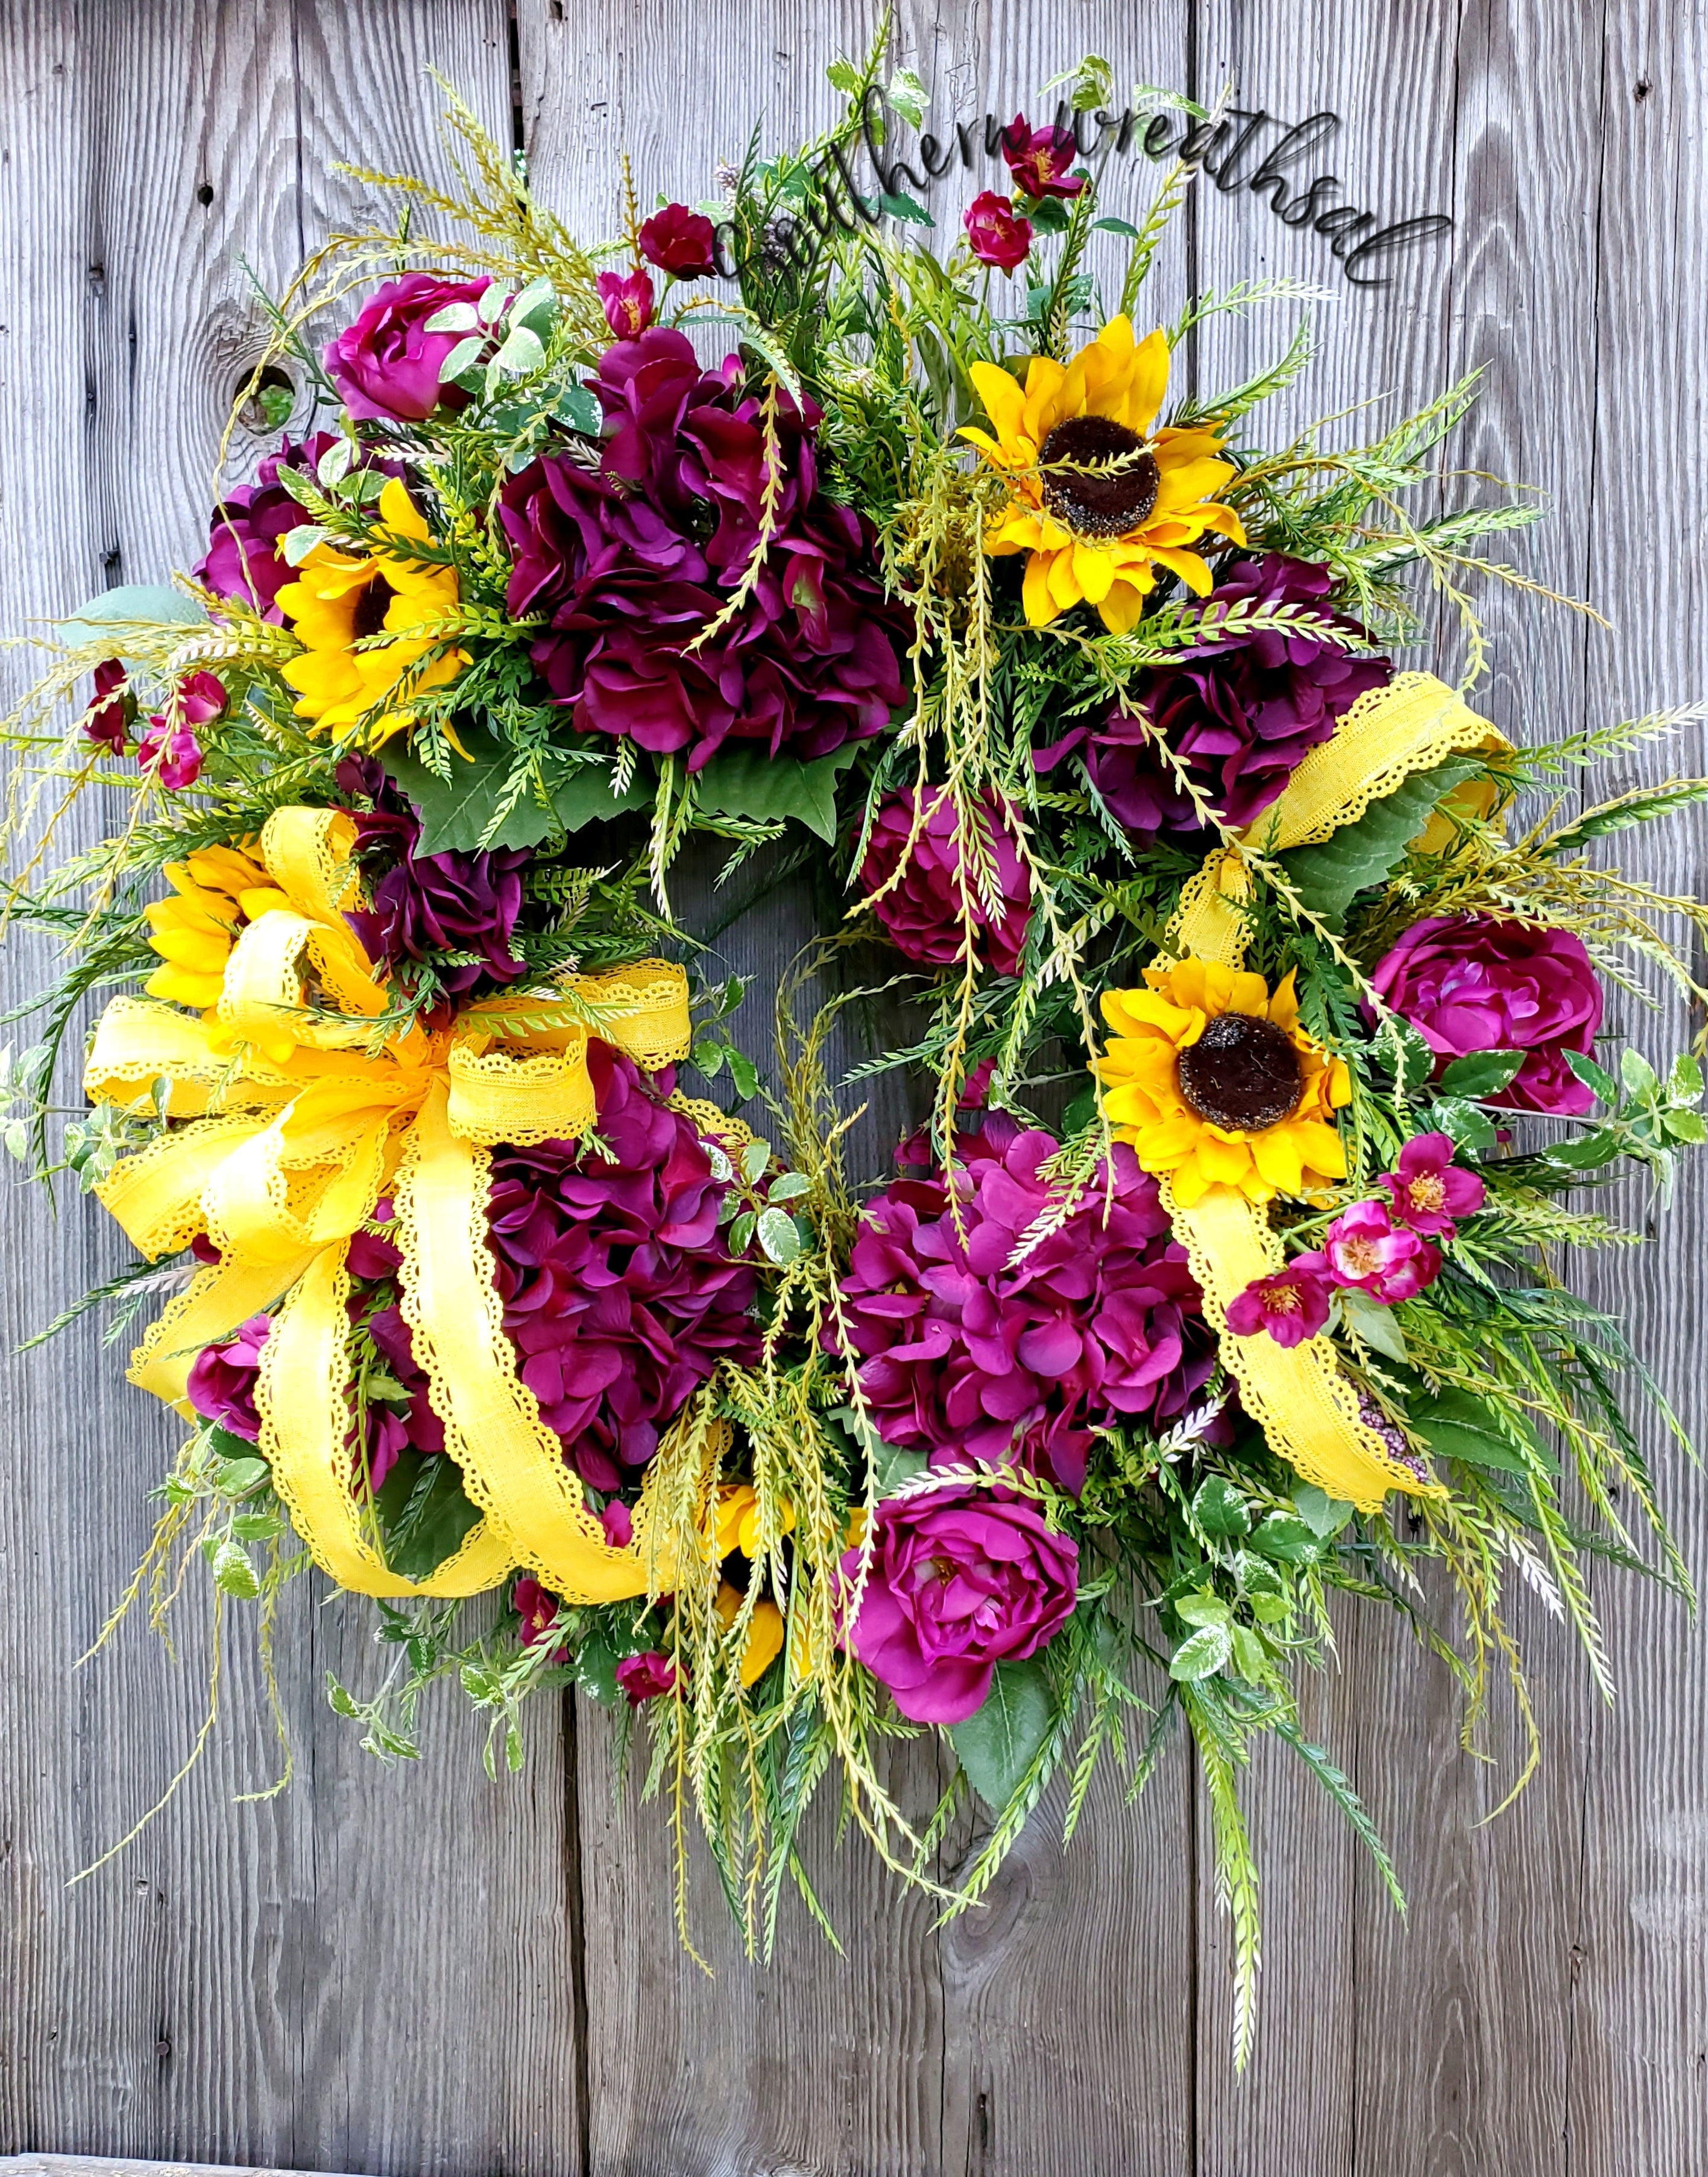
[87,804,698,1601]
[1150,671,1508,1511]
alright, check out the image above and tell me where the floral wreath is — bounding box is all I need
[7,55,1706,2061]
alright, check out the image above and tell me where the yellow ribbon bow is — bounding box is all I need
[1105,671,1507,1511]
[87,805,698,1602]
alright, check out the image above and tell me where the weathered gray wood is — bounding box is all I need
[0,10,583,2177]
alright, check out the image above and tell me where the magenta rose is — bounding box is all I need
[323,273,491,423]
[859,788,1032,975]
[639,203,719,279]
[188,1313,271,1440]
[513,1576,567,1660]
[1366,916,1604,1115]
[841,1485,1077,1725]
[963,190,1032,272]
[615,1649,678,1705]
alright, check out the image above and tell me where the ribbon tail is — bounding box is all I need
[98,1114,274,1261]
[259,1241,512,1599]
[397,1081,679,1603]
[128,1251,318,1414]
[1164,1182,1443,1511]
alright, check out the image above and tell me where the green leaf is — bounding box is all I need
[1174,1588,1232,1630]
[213,1454,269,1497]
[210,1537,260,1600]
[1231,1625,1270,1683]
[1292,1482,1354,1540]
[1334,1286,1410,1363]
[554,383,602,435]
[1438,1049,1524,1097]
[766,1171,813,1202]
[1191,1475,1251,1538]
[757,1205,803,1264]
[1375,1013,1437,1097]
[694,741,864,844]
[878,189,934,227]
[381,723,648,852]
[57,584,206,646]
[1168,1624,1234,1681]
[1404,1382,1556,1476]
[1542,1126,1622,1171]
[1621,1047,1660,1099]
[727,1050,761,1101]
[1091,216,1141,238]
[740,1137,772,1186]
[1663,1109,1708,1144]
[1027,196,1072,234]
[947,1658,1055,1804]
[383,1454,484,1581]
[1669,1053,1704,1104]
[1276,760,1478,931]
[728,1209,755,1254]
[1565,1048,1618,1103]
[1248,1513,1320,1564]
[1426,1095,1498,1155]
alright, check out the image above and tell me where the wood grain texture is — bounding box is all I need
[5,4,1708,2174]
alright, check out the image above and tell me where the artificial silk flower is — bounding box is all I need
[638,202,719,278]
[960,315,1246,633]
[141,840,287,1009]
[83,658,133,754]
[323,272,491,423]
[1226,1253,1334,1347]
[277,477,467,743]
[1322,1199,1442,1303]
[615,1649,678,1705]
[715,1585,786,1686]
[597,267,655,338]
[857,786,1033,974]
[999,115,1085,200]
[963,188,1032,271]
[1097,960,1351,1208]
[1379,1131,1486,1235]
[715,1482,796,1559]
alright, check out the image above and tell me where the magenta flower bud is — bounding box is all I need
[137,717,204,791]
[840,1485,1078,1725]
[513,1576,567,1656]
[597,268,656,339]
[638,203,719,279]
[1226,1251,1334,1347]
[858,789,1033,975]
[615,1649,678,1705]
[1365,916,1604,1117]
[1000,115,1085,200]
[1378,1131,1486,1236]
[963,189,1032,272]
[187,1314,271,1440]
[83,658,134,755]
[323,273,491,423]
[1323,1199,1442,1303]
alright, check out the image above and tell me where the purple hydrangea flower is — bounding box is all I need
[345,802,530,998]
[858,788,1033,974]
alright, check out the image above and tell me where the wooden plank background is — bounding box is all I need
[1,2,1705,2171]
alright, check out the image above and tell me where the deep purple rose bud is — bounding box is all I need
[324,273,491,423]
[840,1485,1078,1725]
[859,788,1033,975]
[963,189,1032,272]
[638,203,719,279]
[1364,915,1604,1116]
[187,1314,271,1440]
[83,659,134,755]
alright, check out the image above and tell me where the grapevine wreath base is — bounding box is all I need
[6,54,1707,2058]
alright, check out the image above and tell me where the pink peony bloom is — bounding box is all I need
[186,1314,271,1440]
[323,273,491,423]
[859,788,1033,975]
[1379,1131,1486,1237]
[638,203,719,279]
[840,1484,1078,1725]
[1226,1252,1333,1347]
[963,189,1032,272]
[1366,916,1604,1116]
[83,658,133,754]
[836,1115,1215,1494]
[1323,1199,1441,1303]
[597,268,655,339]
[1000,115,1085,200]
[615,1649,678,1705]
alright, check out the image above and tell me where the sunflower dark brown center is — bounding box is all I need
[1176,1013,1304,1132]
[1039,415,1160,538]
[351,571,395,642]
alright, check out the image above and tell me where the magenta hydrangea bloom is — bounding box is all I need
[187,1313,271,1440]
[1366,916,1604,1116]
[345,801,529,998]
[1036,555,1389,842]
[197,433,403,621]
[963,189,1032,271]
[1226,1252,1333,1347]
[500,327,907,769]
[615,1649,678,1705]
[840,1484,1078,1725]
[638,203,719,278]
[836,1115,1215,1494]
[324,273,491,423]
[484,1046,761,1493]
[858,789,1032,975]
[1323,1199,1441,1303]
[1378,1131,1486,1236]
[1000,115,1085,200]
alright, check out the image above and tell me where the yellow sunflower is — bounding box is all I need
[142,841,289,1010]
[961,315,1246,635]
[1095,958,1350,1207]
[277,477,466,743]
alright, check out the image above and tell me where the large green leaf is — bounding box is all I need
[1276,759,1478,931]
[947,1657,1055,1806]
[57,583,206,646]
[381,724,650,852]
[382,1450,484,1580]
[1404,1382,1557,1477]
[694,741,864,844]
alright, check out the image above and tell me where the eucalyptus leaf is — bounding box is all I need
[57,584,206,645]
[947,1657,1055,1804]
[1276,760,1478,931]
